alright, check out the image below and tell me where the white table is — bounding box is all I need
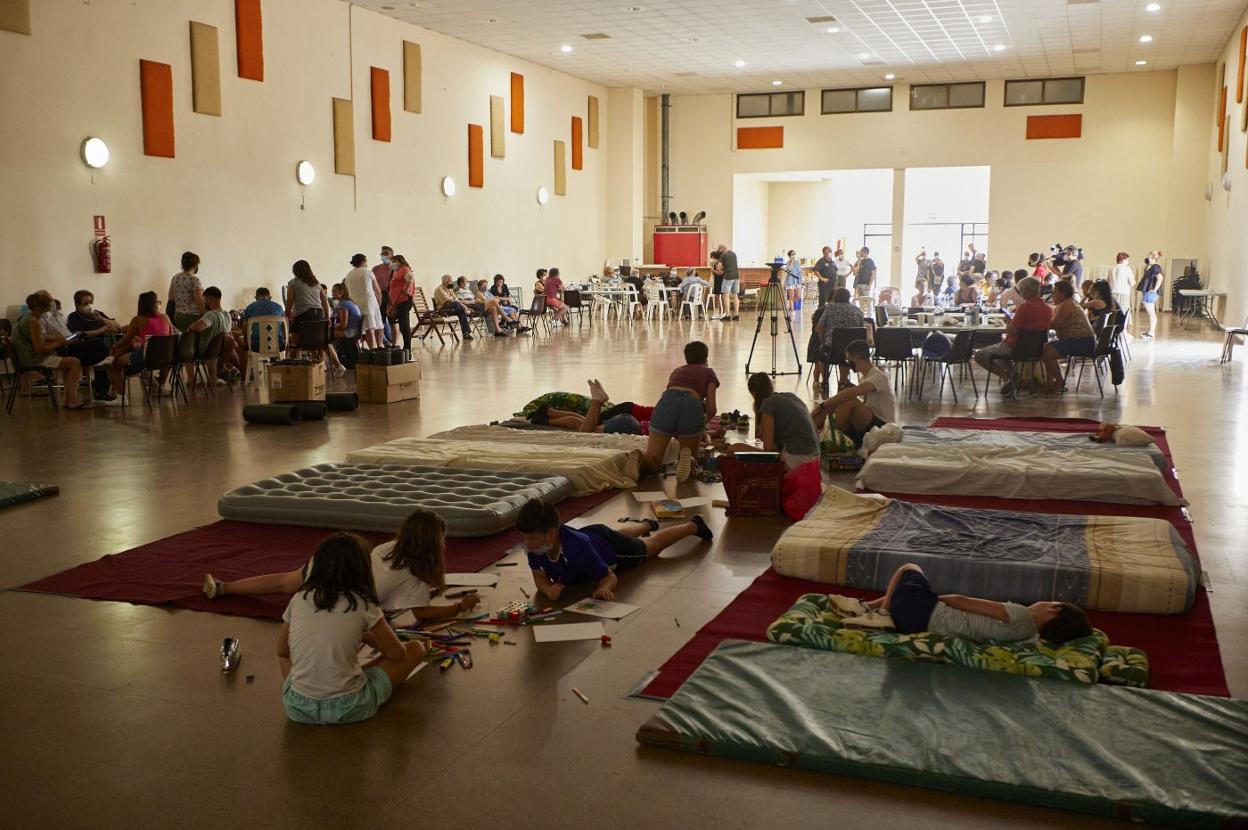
[1177,289,1226,329]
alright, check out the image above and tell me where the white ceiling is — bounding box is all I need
[355,0,1247,95]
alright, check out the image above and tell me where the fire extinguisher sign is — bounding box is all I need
[93,215,107,237]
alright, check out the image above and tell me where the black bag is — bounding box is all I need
[1109,346,1125,386]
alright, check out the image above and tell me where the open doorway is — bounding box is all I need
[901,166,991,290]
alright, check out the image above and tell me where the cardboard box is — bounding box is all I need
[268,363,326,402]
[358,362,420,404]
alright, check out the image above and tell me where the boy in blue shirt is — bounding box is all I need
[240,287,286,350]
[517,499,713,601]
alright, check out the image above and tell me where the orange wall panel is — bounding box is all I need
[235,0,264,81]
[736,126,783,149]
[510,72,524,134]
[1238,27,1246,105]
[1218,88,1227,151]
[371,67,391,142]
[1025,114,1082,140]
[571,116,583,170]
[139,60,175,158]
[468,123,484,188]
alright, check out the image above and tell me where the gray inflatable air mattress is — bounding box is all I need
[218,464,571,536]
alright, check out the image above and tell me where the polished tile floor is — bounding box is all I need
[2,310,1243,828]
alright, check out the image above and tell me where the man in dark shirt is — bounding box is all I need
[1062,248,1084,282]
[813,246,836,307]
[854,247,877,298]
[718,244,741,320]
[65,290,122,400]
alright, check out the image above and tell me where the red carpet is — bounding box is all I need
[641,418,1229,700]
[19,490,618,621]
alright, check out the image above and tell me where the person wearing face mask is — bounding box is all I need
[373,246,396,342]
[1136,251,1163,340]
[833,248,852,291]
[11,291,89,408]
[516,499,713,602]
[431,274,474,340]
[66,290,124,400]
[784,250,803,311]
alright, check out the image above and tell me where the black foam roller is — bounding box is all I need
[290,401,328,421]
[243,403,302,425]
[325,392,359,412]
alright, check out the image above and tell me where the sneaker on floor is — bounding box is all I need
[203,574,225,599]
[675,447,694,483]
[690,514,714,541]
[213,378,228,387]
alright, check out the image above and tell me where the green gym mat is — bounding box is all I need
[636,640,1248,828]
[0,482,59,509]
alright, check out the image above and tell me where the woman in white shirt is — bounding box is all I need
[344,253,384,348]
[1109,252,1135,318]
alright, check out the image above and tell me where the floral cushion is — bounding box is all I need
[1098,645,1149,688]
[766,593,1146,686]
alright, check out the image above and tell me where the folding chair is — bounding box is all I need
[563,289,590,327]
[412,288,460,344]
[1001,329,1048,398]
[520,296,551,334]
[872,326,917,396]
[1069,323,1118,396]
[680,284,706,320]
[1220,313,1248,364]
[935,329,978,403]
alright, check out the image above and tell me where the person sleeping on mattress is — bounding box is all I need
[516,499,713,602]
[850,564,1092,645]
[202,508,480,621]
[529,379,655,437]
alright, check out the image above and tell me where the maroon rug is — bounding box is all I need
[19,490,618,620]
[641,418,1229,700]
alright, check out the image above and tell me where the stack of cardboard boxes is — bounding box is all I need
[357,361,421,404]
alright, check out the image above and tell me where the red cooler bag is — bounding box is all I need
[720,456,784,517]
[782,459,823,521]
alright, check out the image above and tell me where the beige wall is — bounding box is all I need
[665,72,1209,278]
[0,0,608,317]
[1204,9,1248,328]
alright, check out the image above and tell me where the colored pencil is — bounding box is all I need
[572,687,590,704]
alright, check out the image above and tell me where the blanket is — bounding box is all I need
[897,425,1168,473]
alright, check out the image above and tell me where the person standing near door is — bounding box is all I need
[853,247,877,299]
[717,244,741,321]
[814,246,836,308]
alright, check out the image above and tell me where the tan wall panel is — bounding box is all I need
[490,95,505,158]
[403,40,421,113]
[333,97,355,176]
[0,0,32,35]
[189,22,221,116]
[553,140,566,195]
[587,95,599,149]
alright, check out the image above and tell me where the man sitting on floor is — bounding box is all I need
[973,276,1051,397]
[517,499,713,602]
[853,563,1092,645]
[810,339,895,449]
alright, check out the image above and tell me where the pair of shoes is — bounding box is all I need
[690,514,714,541]
[462,334,475,341]
[94,392,117,402]
[517,326,532,334]
[493,331,508,337]
[63,400,93,410]
[674,447,694,483]
[1000,379,1015,397]
[731,315,740,321]
[203,574,225,599]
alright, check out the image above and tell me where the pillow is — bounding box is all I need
[1098,644,1149,688]
[862,422,902,455]
[1113,425,1155,447]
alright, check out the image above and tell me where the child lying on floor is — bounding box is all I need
[278,532,425,724]
[857,563,1092,644]
[203,508,481,621]
[516,498,713,602]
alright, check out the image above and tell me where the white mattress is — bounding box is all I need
[856,444,1184,506]
[898,426,1169,473]
[430,424,680,463]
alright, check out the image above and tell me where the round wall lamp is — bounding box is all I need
[295,160,316,186]
[441,176,456,197]
[536,185,550,205]
[81,137,110,169]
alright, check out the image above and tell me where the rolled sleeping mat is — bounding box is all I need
[242,404,303,425]
[325,392,359,412]
[290,401,329,421]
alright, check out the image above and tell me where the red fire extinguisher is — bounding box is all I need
[92,235,111,274]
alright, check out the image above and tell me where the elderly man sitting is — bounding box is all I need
[973,276,1052,397]
[814,287,866,394]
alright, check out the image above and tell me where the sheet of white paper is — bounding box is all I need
[531,621,605,643]
[444,572,500,587]
[677,496,711,508]
[631,491,668,502]
[564,598,640,620]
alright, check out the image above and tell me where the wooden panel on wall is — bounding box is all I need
[587,95,599,149]
[332,97,355,176]
[1218,87,1227,151]
[189,22,221,116]
[403,41,421,113]
[510,72,524,133]
[371,67,391,142]
[1238,27,1246,105]
[489,95,505,158]
[468,124,484,188]
[736,126,784,149]
[571,116,583,170]
[1025,114,1082,140]
[0,0,32,35]
[140,60,175,158]
[235,0,264,81]
[553,140,566,195]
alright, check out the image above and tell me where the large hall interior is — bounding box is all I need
[3,0,1248,826]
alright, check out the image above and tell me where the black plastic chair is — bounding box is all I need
[872,327,916,395]
[1003,329,1049,397]
[1070,323,1118,397]
[194,333,231,397]
[520,295,550,335]
[563,289,590,327]
[936,329,978,402]
[130,334,183,408]
[4,353,58,414]
[822,326,868,389]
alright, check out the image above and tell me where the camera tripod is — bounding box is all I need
[744,276,803,377]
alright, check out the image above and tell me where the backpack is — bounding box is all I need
[920,331,952,360]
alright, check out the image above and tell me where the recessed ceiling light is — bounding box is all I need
[771,80,783,86]
[1135,59,1148,65]
[826,26,840,33]
[734,59,746,68]
[979,14,992,23]
[484,17,497,23]
[993,43,1006,51]
[857,52,870,60]
[1138,34,1153,42]
[884,73,895,80]
[560,44,573,53]
[1146,2,1160,10]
